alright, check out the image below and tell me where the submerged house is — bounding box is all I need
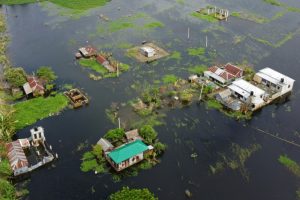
[96,55,116,73]
[140,46,155,58]
[6,127,55,176]
[64,89,89,108]
[98,130,154,172]
[106,140,153,172]
[78,46,97,58]
[253,67,295,99]
[228,79,266,111]
[215,89,242,111]
[204,63,243,86]
[23,76,45,96]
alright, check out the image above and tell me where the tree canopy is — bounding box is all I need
[4,67,27,87]
[36,66,57,83]
[139,125,157,144]
[104,128,125,142]
[108,187,157,200]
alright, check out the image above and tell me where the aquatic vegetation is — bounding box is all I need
[0,0,41,5]
[206,99,223,110]
[278,155,300,177]
[108,187,157,200]
[80,145,106,173]
[188,65,207,74]
[13,93,69,130]
[191,12,218,23]
[231,11,268,24]
[210,143,261,181]
[176,0,185,5]
[162,74,179,84]
[263,0,282,6]
[168,51,182,61]
[144,22,164,29]
[187,47,206,57]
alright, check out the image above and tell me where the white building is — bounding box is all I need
[140,46,155,57]
[253,68,295,96]
[228,79,266,110]
[30,126,45,146]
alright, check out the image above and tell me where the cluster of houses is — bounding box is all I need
[22,76,45,97]
[76,46,118,73]
[194,63,295,112]
[97,129,153,172]
[6,127,56,177]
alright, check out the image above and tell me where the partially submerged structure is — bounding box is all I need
[98,130,154,172]
[64,89,89,108]
[128,42,169,63]
[23,76,45,96]
[214,67,295,112]
[96,54,116,73]
[78,46,97,58]
[197,6,230,21]
[204,63,243,86]
[6,127,56,176]
[253,67,295,100]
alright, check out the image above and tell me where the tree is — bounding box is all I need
[108,187,157,200]
[104,128,125,142]
[0,105,16,141]
[139,125,157,144]
[153,142,166,155]
[36,66,57,83]
[4,67,27,87]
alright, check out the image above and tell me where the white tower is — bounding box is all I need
[30,126,45,146]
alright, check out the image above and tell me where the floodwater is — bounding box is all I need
[2,0,300,199]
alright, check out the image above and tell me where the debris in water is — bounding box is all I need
[185,189,192,198]
[191,153,198,158]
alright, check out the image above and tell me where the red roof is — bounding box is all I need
[6,140,29,171]
[85,46,97,55]
[207,64,243,81]
[27,76,44,92]
[96,55,107,64]
[224,63,243,78]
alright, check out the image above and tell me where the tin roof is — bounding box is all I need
[27,76,44,92]
[256,67,295,85]
[108,140,148,164]
[228,79,265,98]
[6,140,29,171]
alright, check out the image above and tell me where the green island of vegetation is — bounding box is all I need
[108,187,157,200]
[278,155,300,199]
[79,57,129,80]
[191,10,219,23]
[13,93,69,130]
[80,126,166,182]
[210,143,261,181]
[0,0,110,10]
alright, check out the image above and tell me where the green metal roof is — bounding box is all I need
[108,140,148,164]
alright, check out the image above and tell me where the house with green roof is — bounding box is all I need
[106,140,153,171]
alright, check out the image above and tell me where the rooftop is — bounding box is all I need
[257,67,295,85]
[108,140,148,164]
[229,79,265,98]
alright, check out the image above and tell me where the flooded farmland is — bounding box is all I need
[1,0,300,199]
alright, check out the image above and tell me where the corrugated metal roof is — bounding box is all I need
[6,140,29,171]
[108,140,148,164]
[257,68,295,85]
[97,138,114,152]
[229,79,265,98]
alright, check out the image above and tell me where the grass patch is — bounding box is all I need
[191,12,218,23]
[162,74,178,84]
[231,11,268,24]
[79,58,107,75]
[144,22,164,29]
[187,47,206,57]
[206,99,223,110]
[13,93,69,130]
[169,51,182,61]
[188,65,207,74]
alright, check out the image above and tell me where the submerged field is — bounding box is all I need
[1,0,300,199]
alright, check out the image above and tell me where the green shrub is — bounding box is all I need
[108,187,157,200]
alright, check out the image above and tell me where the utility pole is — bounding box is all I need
[206,36,208,48]
[187,27,190,40]
[198,84,204,101]
[118,117,121,129]
[117,63,119,77]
